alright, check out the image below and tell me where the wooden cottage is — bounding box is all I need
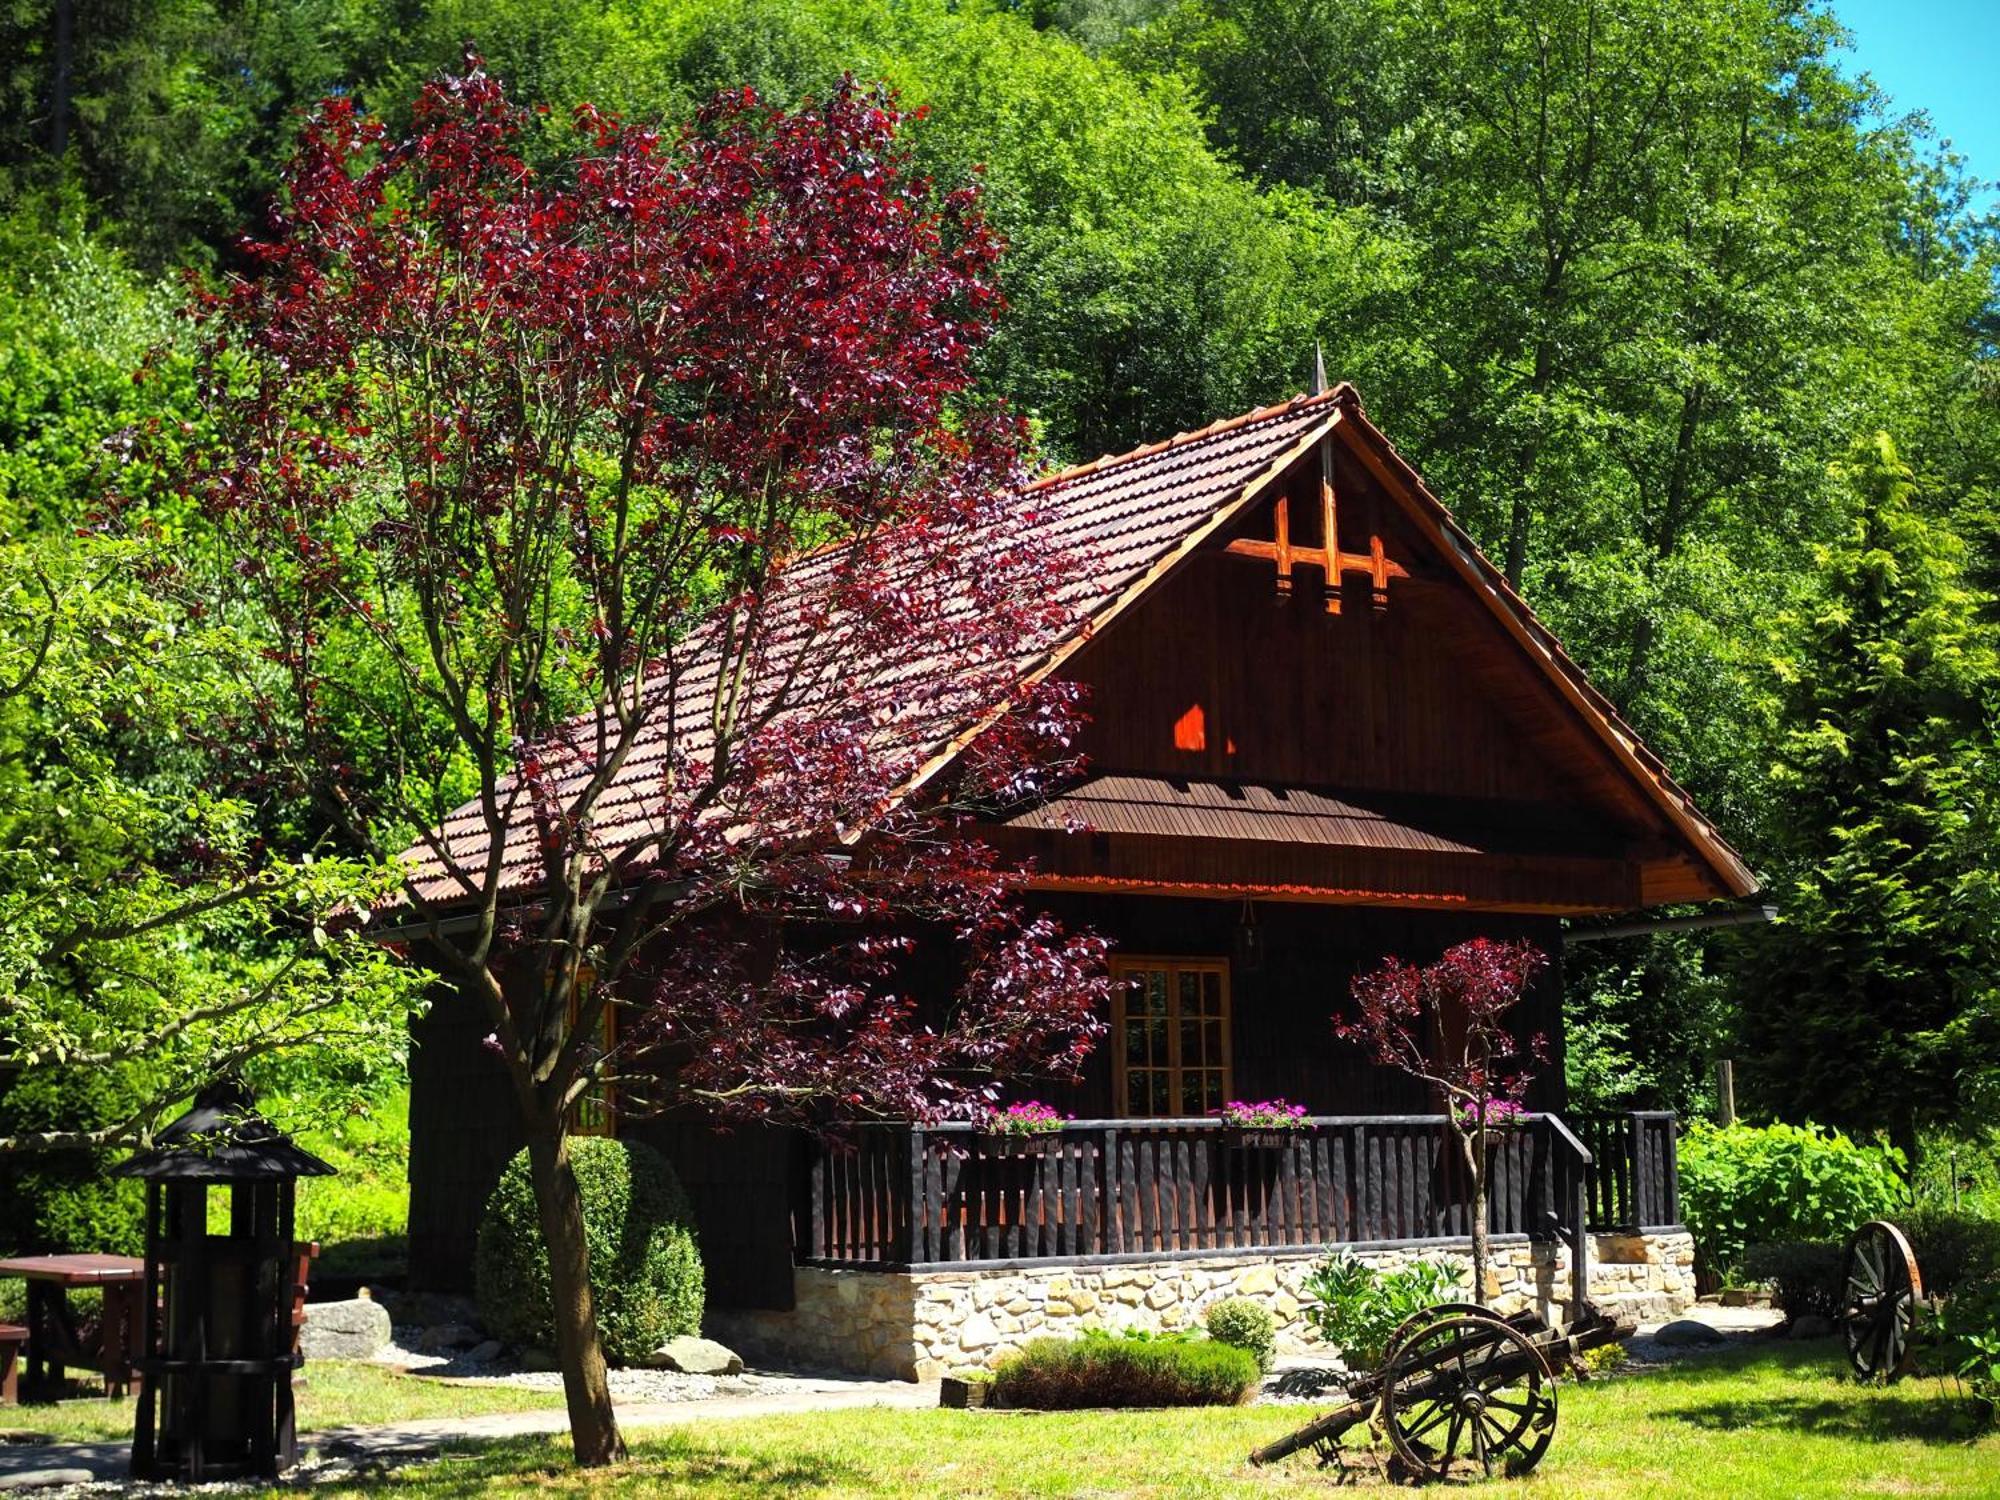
[396,385,1754,1374]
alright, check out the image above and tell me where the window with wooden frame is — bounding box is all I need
[565,964,617,1137]
[1111,957,1232,1118]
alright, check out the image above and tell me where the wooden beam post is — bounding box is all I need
[1319,474,1341,614]
[1272,494,1292,601]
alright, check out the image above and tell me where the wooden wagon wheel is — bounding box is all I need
[1840,1219,1923,1383]
[1379,1310,1558,1482]
[1373,1303,1493,1379]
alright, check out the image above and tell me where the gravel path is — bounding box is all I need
[0,1371,930,1495]
[371,1330,814,1403]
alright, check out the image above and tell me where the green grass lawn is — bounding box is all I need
[15,1340,2000,1496]
[4,1363,565,1444]
[227,1339,2000,1498]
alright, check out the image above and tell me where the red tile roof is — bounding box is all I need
[395,390,1351,909]
[391,384,1757,912]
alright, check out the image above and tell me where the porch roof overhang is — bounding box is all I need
[986,773,1652,915]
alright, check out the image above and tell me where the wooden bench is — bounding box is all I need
[0,1322,24,1405]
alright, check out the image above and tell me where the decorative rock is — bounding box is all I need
[1653,1319,1727,1347]
[300,1297,393,1360]
[517,1345,558,1372]
[646,1335,744,1375]
[416,1322,484,1353]
[1788,1314,1835,1340]
[464,1340,505,1363]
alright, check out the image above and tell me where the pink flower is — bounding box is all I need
[1214,1098,1312,1129]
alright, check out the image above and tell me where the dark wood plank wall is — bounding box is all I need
[1061,446,1664,841]
[405,975,523,1294]
[406,961,806,1308]
[1020,895,1567,1122]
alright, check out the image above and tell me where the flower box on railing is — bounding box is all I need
[1213,1099,1311,1149]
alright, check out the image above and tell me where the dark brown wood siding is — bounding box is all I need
[406,965,804,1309]
[1059,445,1663,839]
[1021,896,1566,1122]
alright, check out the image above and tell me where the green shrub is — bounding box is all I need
[1678,1121,1907,1282]
[1933,1276,2000,1415]
[475,1137,704,1367]
[0,1067,155,1256]
[991,1330,1259,1409]
[1576,1342,1628,1375]
[1741,1241,1844,1323]
[1301,1251,1464,1369]
[1203,1297,1276,1372]
[292,1093,412,1248]
[1906,1210,2000,1299]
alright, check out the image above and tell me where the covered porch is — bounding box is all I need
[801,1111,1681,1275]
[708,1111,1691,1379]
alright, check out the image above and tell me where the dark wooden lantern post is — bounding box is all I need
[114,1081,333,1483]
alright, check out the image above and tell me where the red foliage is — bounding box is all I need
[183,58,1111,1130]
[1338,938,1550,1120]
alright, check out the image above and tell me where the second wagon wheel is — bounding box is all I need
[1840,1219,1923,1382]
[1379,1310,1558,1482]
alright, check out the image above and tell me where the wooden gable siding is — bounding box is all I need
[1020,895,1567,1120]
[1025,438,1699,912]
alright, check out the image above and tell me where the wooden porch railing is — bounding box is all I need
[1577,1111,1681,1231]
[803,1114,1602,1306]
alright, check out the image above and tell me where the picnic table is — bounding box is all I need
[0,1253,145,1401]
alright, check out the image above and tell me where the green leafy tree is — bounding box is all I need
[0,533,426,1165]
[0,217,423,1190]
[1734,434,2000,1164]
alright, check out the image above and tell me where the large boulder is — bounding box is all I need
[646,1335,743,1375]
[300,1298,392,1360]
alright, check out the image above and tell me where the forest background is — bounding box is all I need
[1,0,1995,1261]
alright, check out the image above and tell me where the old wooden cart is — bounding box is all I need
[1250,1303,1633,1483]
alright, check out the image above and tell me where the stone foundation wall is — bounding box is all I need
[709,1230,1696,1380]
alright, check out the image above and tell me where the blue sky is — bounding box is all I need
[1832,0,1998,210]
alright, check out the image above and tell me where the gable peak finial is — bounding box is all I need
[1312,341,1328,396]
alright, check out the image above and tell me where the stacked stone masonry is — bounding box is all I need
[709,1230,1696,1380]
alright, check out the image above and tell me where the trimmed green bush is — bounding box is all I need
[475,1137,704,1366]
[1203,1297,1276,1372]
[1678,1121,1907,1281]
[1906,1210,2000,1299]
[1741,1241,1844,1323]
[0,1068,148,1256]
[991,1330,1259,1409]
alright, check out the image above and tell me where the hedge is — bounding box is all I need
[474,1137,704,1366]
[991,1331,1259,1409]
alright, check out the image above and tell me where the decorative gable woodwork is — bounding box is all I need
[1222,444,1409,612]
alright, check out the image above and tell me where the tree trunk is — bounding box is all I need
[49,0,73,158]
[525,1124,626,1467]
[1458,1124,1489,1305]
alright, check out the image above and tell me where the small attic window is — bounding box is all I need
[1173,703,1206,752]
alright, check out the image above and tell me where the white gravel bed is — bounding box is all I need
[369,1329,809,1402]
